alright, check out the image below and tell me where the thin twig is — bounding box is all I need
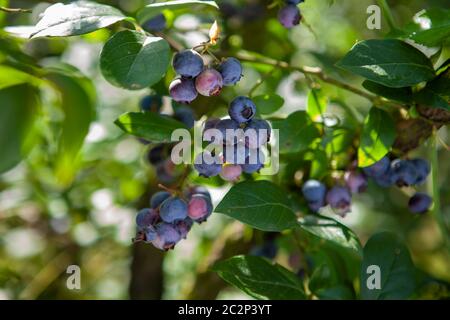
[153,31,185,52]
[0,6,31,13]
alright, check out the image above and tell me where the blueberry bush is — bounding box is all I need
[0,0,449,300]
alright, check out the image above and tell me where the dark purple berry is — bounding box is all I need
[150,191,171,209]
[169,77,198,104]
[174,218,193,239]
[241,148,265,173]
[411,158,430,185]
[218,58,243,86]
[159,196,188,223]
[229,96,256,124]
[408,193,432,214]
[203,118,221,141]
[278,5,301,29]
[244,119,271,149]
[302,180,326,203]
[373,171,394,187]
[147,144,165,165]
[222,143,250,164]
[152,222,181,250]
[307,200,325,212]
[215,119,241,145]
[362,156,390,177]
[194,151,222,177]
[344,171,368,194]
[250,241,278,259]
[188,194,213,222]
[172,49,204,78]
[140,95,163,112]
[136,208,159,230]
[195,68,223,96]
[173,105,195,128]
[142,13,166,32]
[185,185,211,201]
[326,186,352,216]
[391,159,418,187]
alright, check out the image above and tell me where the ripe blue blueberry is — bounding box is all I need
[172,49,204,78]
[142,13,166,32]
[241,148,265,173]
[140,95,163,113]
[218,58,243,86]
[362,156,390,177]
[203,118,221,141]
[169,77,198,104]
[136,208,159,230]
[195,68,223,96]
[174,217,193,239]
[326,186,352,216]
[220,164,242,181]
[222,143,250,164]
[194,151,222,177]
[152,222,182,250]
[174,105,196,128]
[250,241,278,259]
[145,225,157,242]
[307,200,325,212]
[344,171,368,194]
[215,119,241,145]
[159,196,188,223]
[411,158,430,185]
[302,179,327,203]
[188,194,213,222]
[244,119,271,149]
[408,193,432,214]
[391,159,418,187]
[185,185,212,201]
[150,191,171,209]
[373,171,394,187]
[147,144,165,165]
[278,5,301,29]
[229,96,256,124]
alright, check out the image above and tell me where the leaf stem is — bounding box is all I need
[376,0,397,31]
[0,6,31,13]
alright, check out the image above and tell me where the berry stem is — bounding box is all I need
[157,183,178,195]
[153,31,184,52]
[0,6,31,13]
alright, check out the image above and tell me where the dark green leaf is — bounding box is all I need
[253,94,284,115]
[0,84,39,174]
[114,112,188,143]
[271,111,320,154]
[305,149,328,179]
[361,232,417,300]
[337,39,435,88]
[212,255,306,300]
[100,30,170,90]
[215,180,298,231]
[362,80,412,103]
[137,0,218,23]
[413,69,450,110]
[31,1,126,38]
[358,107,396,167]
[403,9,450,47]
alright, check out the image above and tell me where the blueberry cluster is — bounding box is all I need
[194,96,270,181]
[278,0,303,29]
[134,186,213,250]
[301,156,433,216]
[169,49,243,104]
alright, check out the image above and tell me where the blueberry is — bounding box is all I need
[150,191,171,209]
[156,159,177,184]
[136,208,159,230]
[215,119,241,145]
[362,156,390,177]
[229,96,256,124]
[244,119,271,149]
[286,0,303,4]
[220,164,242,181]
[203,118,221,141]
[174,217,193,239]
[194,151,222,177]
[344,171,368,194]
[173,105,195,128]
[408,193,432,214]
[278,5,301,28]
[195,68,223,96]
[307,200,325,212]
[391,159,418,187]
[140,95,163,112]
[326,186,352,216]
[373,171,394,187]
[218,58,243,86]
[185,185,211,201]
[152,222,182,250]
[302,179,327,203]
[159,196,188,223]
[145,226,157,242]
[188,194,213,222]
[142,13,166,32]
[147,144,165,165]
[222,143,250,164]
[172,49,204,78]
[241,148,265,173]
[411,158,430,185]
[250,241,278,259]
[169,77,198,104]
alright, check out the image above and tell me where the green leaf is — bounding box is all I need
[100,30,170,90]
[358,107,396,167]
[413,69,450,111]
[212,255,306,300]
[45,67,96,186]
[0,65,41,90]
[253,94,284,115]
[137,0,218,23]
[215,180,298,232]
[403,9,450,47]
[0,84,39,174]
[30,1,126,38]
[336,39,435,88]
[306,89,328,121]
[361,232,417,300]
[305,149,328,179]
[114,112,188,143]
[362,80,412,103]
[271,111,320,154]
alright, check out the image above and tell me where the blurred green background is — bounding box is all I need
[0,0,449,299]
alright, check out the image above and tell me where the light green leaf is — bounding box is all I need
[137,0,218,23]
[31,1,127,38]
[307,89,328,122]
[100,30,170,90]
[253,94,284,115]
[0,65,41,90]
[337,39,435,88]
[215,180,298,232]
[358,107,396,167]
[114,112,188,143]
[212,255,306,300]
